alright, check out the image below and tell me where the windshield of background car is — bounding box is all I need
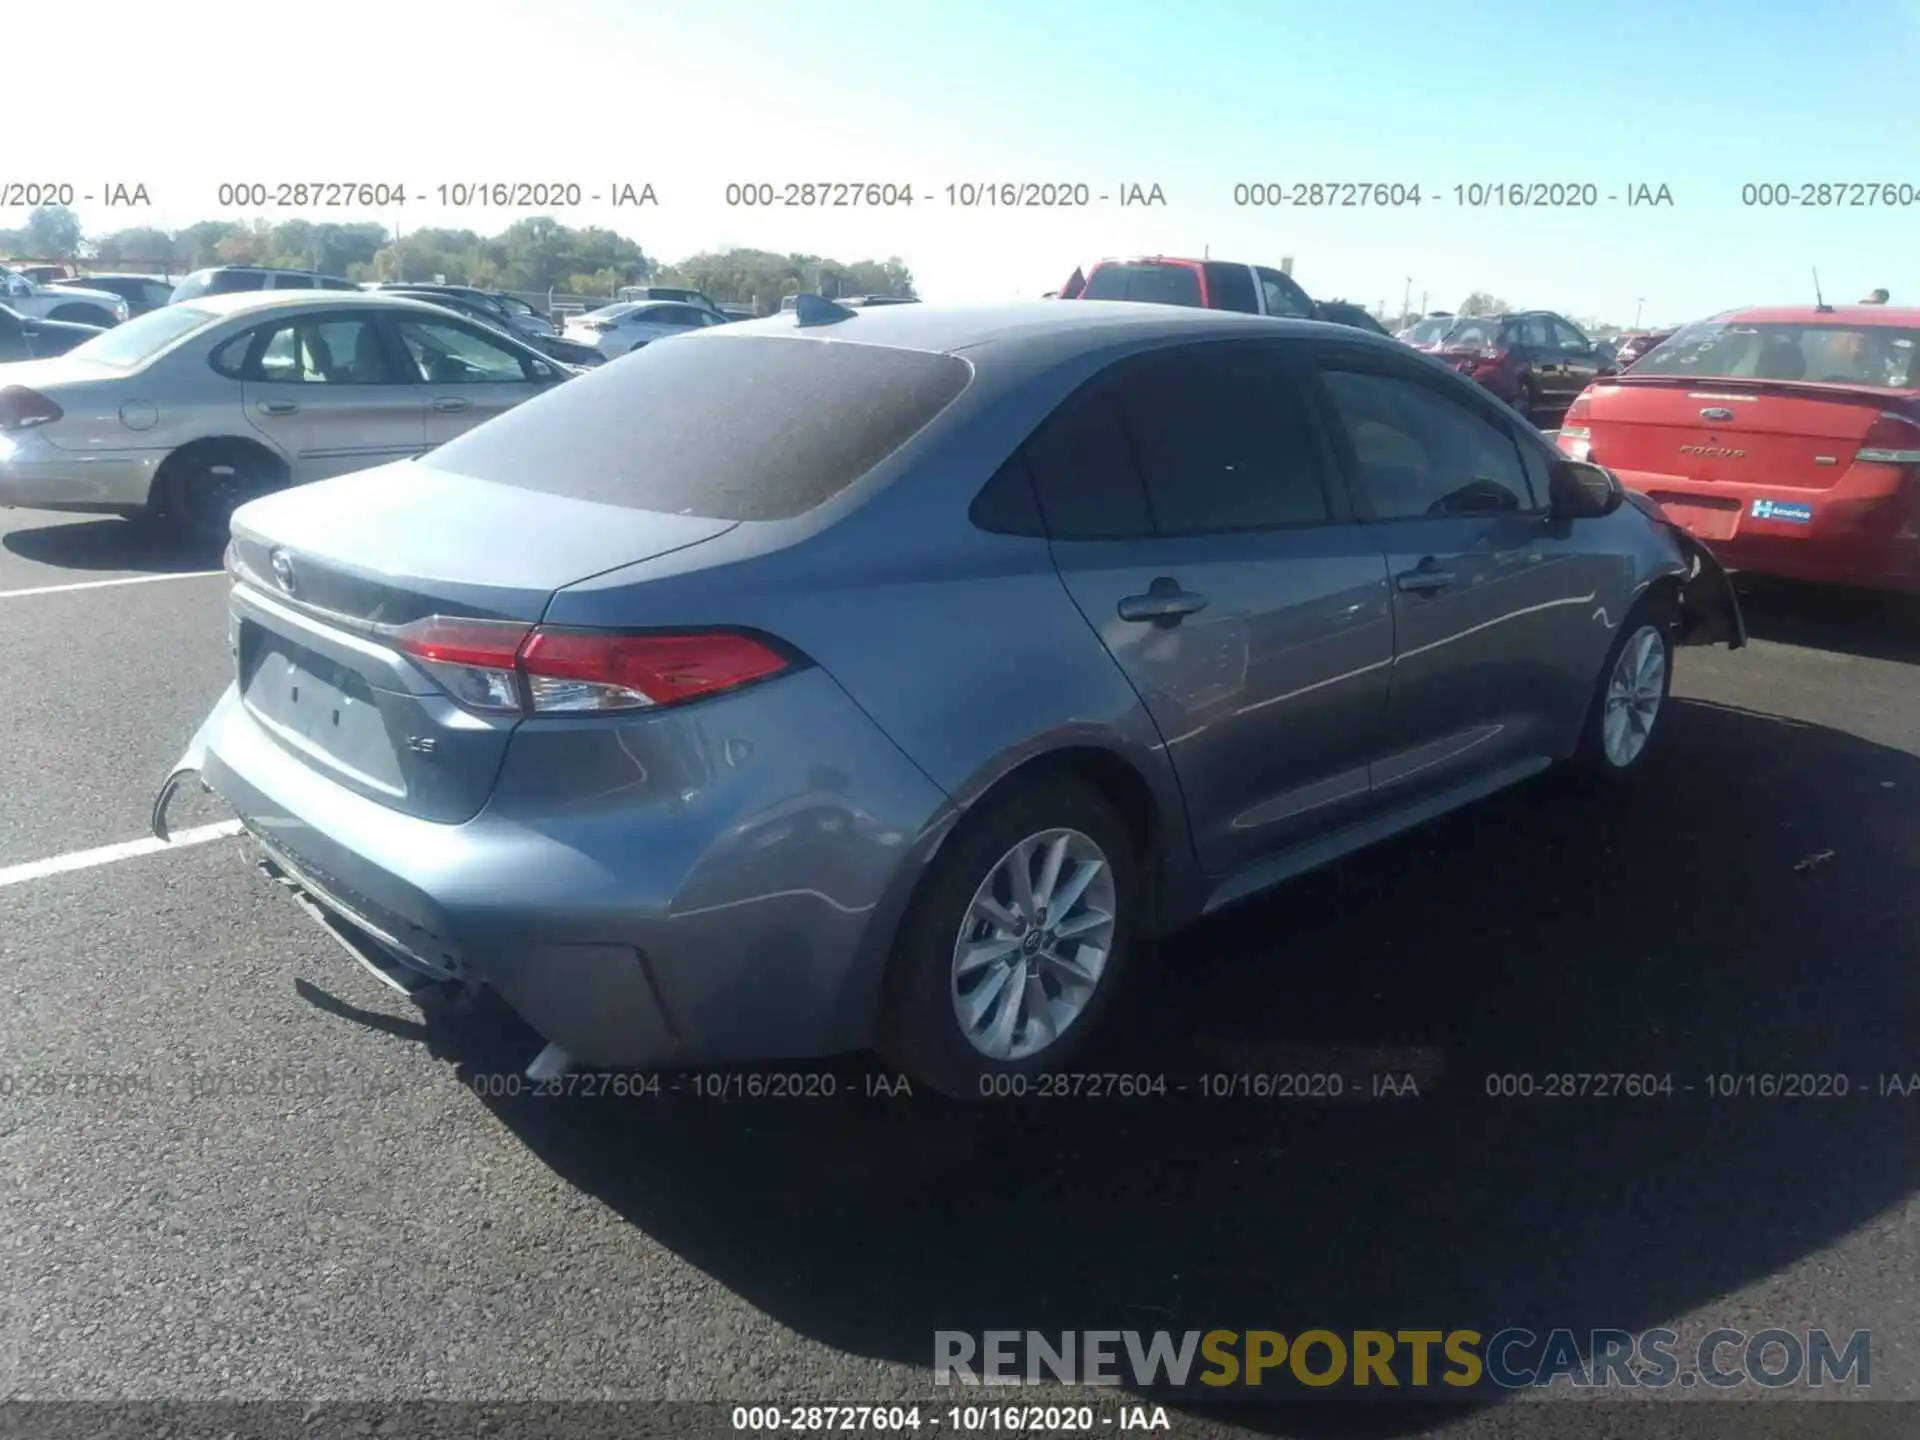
[1403,318,1452,345]
[1442,317,1505,349]
[1631,321,1920,388]
[1081,263,1204,307]
[65,305,218,367]
[420,334,973,520]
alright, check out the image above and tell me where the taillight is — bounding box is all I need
[0,386,63,431]
[391,616,793,717]
[1857,412,1920,466]
[519,630,790,712]
[393,616,533,714]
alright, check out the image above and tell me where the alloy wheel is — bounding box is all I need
[1602,623,1668,768]
[949,827,1117,1061]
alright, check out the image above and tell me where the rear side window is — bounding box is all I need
[422,334,972,520]
[1024,387,1154,539]
[1081,263,1203,308]
[1204,263,1260,314]
[209,270,268,295]
[1110,345,1331,532]
[1255,267,1315,320]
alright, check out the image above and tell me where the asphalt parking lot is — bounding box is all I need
[3,507,1918,1439]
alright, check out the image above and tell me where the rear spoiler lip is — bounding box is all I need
[1601,373,1917,403]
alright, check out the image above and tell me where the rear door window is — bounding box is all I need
[1255,267,1316,319]
[1023,387,1155,539]
[422,334,973,519]
[1203,263,1260,314]
[393,317,534,383]
[1081,263,1204,307]
[1110,343,1332,532]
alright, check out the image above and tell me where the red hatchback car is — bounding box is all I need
[1557,306,1920,593]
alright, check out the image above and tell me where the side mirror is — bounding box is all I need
[1548,459,1624,520]
[530,360,556,381]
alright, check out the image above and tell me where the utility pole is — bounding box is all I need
[1634,297,1645,328]
[1402,276,1412,324]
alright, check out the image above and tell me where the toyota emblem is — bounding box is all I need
[269,549,297,595]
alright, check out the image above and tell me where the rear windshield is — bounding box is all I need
[1630,321,1919,388]
[1401,318,1452,345]
[1081,263,1204,307]
[66,305,217,367]
[421,333,973,520]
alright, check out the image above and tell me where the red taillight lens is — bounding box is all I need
[391,617,793,717]
[0,386,63,431]
[518,630,790,713]
[392,616,533,715]
[1857,412,1920,466]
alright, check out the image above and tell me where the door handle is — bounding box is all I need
[433,396,472,413]
[1395,563,1456,594]
[1117,578,1209,627]
[256,400,298,416]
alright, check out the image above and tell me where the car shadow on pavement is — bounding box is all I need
[1733,574,1920,665]
[424,696,1920,1438]
[2,516,222,574]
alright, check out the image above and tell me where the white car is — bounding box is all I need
[1,266,130,327]
[563,300,725,358]
[0,290,574,541]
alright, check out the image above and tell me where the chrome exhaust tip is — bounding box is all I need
[526,1044,575,1082]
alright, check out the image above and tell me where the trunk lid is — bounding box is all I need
[1587,376,1892,491]
[227,461,736,822]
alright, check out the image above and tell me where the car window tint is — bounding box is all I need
[1109,345,1330,534]
[1204,263,1260,315]
[395,318,530,383]
[1255,268,1315,319]
[208,270,265,295]
[1551,318,1588,351]
[1081,263,1204,307]
[1516,316,1552,349]
[424,334,971,520]
[1321,369,1534,517]
[208,330,253,378]
[253,316,398,383]
[1024,386,1154,539]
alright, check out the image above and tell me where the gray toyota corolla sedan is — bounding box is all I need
[155,298,1744,1097]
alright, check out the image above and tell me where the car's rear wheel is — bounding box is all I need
[879,776,1140,1098]
[158,442,284,544]
[1572,594,1678,781]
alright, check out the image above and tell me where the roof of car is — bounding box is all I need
[687,299,1381,364]
[172,290,492,319]
[1707,305,1920,325]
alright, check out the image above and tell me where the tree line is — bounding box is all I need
[0,205,916,312]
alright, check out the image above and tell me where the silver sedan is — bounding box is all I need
[0,290,574,541]
[561,299,726,359]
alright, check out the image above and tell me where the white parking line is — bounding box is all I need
[0,570,224,600]
[0,820,243,889]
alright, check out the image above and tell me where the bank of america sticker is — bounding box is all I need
[1752,498,1813,523]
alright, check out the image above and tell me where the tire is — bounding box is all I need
[879,776,1142,1099]
[157,442,284,544]
[49,304,116,327]
[1515,374,1540,422]
[1571,592,1679,782]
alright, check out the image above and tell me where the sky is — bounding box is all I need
[12,0,1919,327]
